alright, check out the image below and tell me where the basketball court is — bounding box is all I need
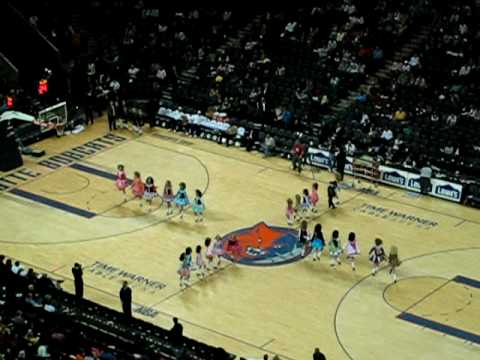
[1,117,479,360]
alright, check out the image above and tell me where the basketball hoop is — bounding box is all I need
[33,119,66,136]
[55,121,67,136]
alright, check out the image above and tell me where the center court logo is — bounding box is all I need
[220,222,305,266]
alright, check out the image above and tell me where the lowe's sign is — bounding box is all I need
[434,183,461,202]
[382,170,407,186]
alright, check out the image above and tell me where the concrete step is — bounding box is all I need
[377,69,390,76]
[359,84,370,92]
[411,37,424,44]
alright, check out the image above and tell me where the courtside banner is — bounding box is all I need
[307,148,354,174]
[308,148,463,202]
[431,178,462,202]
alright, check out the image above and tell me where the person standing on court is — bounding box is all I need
[120,281,132,318]
[313,347,326,360]
[335,146,346,181]
[327,181,338,209]
[291,136,306,174]
[107,100,117,132]
[71,263,84,299]
[420,162,432,195]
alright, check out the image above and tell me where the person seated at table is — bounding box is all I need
[261,134,276,157]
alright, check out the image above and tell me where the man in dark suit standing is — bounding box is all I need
[313,347,326,360]
[336,146,346,181]
[107,100,117,132]
[120,281,132,318]
[327,181,338,209]
[71,263,84,299]
[170,317,183,346]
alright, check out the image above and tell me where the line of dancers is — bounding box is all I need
[286,181,339,225]
[177,236,225,288]
[115,164,206,221]
[297,220,401,282]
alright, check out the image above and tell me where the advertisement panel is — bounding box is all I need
[308,149,463,203]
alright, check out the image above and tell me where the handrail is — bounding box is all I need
[0,51,19,74]
[6,2,60,56]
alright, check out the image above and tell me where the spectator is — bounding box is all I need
[291,137,306,174]
[120,281,132,318]
[345,140,356,156]
[72,263,84,299]
[393,108,407,122]
[381,128,394,142]
[37,344,51,358]
[313,347,326,360]
[128,64,140,82]
[170,317,183,344]
[446,114,457,127]
[43,294,57,312]
[262,134,276,157]
[11,261,23,275]
[223,124,238,147]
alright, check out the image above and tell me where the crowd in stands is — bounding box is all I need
[340,1,479,179]
[0,255,235,360]
[3,0,480,190]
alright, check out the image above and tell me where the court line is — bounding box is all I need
[41,173,91,195]
[0,134,134,193]
[143,134,480,226]
[260,338,275,348]
[80,142,206,219]
[400,278,452,314]
[397,312,480,345]
[147,263,234,307]
[382,276,449,313]
[386,190,397,198]
[256,167,269,175]
[70,163,124,181]
[4,255,296,360]
[334,246,480,360]
[454,219,466,227]
[9,188,97,219]
[50,264,67,273]
[453,275,480,289]
[0,143,211,245]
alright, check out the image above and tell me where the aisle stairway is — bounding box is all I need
[159,15,262,106]
[330,23,434,114]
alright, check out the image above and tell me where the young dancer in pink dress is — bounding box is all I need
[131,171,145,203]
[310,182,319,212]
[116,164,128,201]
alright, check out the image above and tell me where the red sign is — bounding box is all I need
[38,79,48,95]
[6,96,14,108]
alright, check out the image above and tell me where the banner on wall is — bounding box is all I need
[307,148,463,203]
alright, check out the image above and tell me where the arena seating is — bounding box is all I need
[0,257,235,360]
[1,0,480,355]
